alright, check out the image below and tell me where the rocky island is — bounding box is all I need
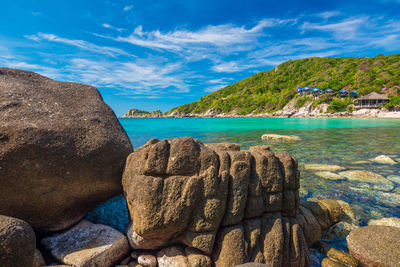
[1,68,400,267]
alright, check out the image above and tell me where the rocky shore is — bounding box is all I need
[1,68,399,267]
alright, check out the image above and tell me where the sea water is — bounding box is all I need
[87,117,400,237]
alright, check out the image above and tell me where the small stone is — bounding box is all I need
[368,217,400,228]
[370,155,397,164]
[304,164,345,172]
[326,248,358,267]
[261,134,302,141]
[138,254,157,267]
[314,171,344,180]
[41,220,129,267]
[347,225,400,267]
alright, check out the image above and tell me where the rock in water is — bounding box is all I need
[368,217,400,228]
[0,215,36,267]
[347,225,400,267]
[0,68,133,232]
[123,138,318,267]
[370,155,397,164]
[41,220,130,267]
[261,134,302,141]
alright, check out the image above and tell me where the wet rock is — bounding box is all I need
[368,217,400,228]
[347,225,400,267]
[41,220,129,267]
[0,215,36,267]
[314,171,344,180]
[324,221,357,239]
[0,68,133,232]
[317,199,343,225]
[185,247,212,267]
[321,258,346,267]
[338,170,390,184]
[261,134,302,141]
[157,246,189,267]
[304,164,345,172]
[326,248,357,267]
[370,155,397,164]
[297,206,321,245]
[301,201,331,231]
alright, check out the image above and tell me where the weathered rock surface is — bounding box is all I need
[0,215,36,267]
[41,220,129,267]
[261,134,301,141]
[0,68,133,232]
[326,248,358,267]
[157,246,189,267]
[338,170,390,185]
[33,249,46,267]
[314,171,343,180]
[347,225,400,267]
[123,137,333,266]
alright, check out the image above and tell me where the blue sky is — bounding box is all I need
[1,0,400,116]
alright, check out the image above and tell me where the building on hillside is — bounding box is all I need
[312,88,324,97]
[354,92,389,109]
[338,89,348,97]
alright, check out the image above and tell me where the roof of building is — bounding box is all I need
[358,92,389,100]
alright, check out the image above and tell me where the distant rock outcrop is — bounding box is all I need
[122,108,163,118]
[122,137,344,266]
[0,68,133,232]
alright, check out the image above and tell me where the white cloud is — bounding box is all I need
[204,84,228,93]
[316,11,340,19]
[25,33,130,57]
[102,23,125,32]
[99,18,296,52]
[301,17,368,39]
[123,5,133,12]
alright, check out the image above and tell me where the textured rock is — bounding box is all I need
[41,220,129,267]
[0,68,133,232]
[205,142,241,151]
[185,247,212,267]
[347,225,400,267]
[326,248,358,267]
[261,134,301,141]
[123,137,321,266]
[0,215,36,267]
[304,164,345,172]
[317,199,343,225]
[157,246,189,267]
[213,225,248,267]
[368,217,400,228]
[314,171,343,180]
[321,258,346,267]
[301,201,331,231]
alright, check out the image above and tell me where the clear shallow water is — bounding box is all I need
[87,117,400,235]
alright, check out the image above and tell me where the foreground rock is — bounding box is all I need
[42,220,129,267]
[123,138,343,266]
[0,215,36,267]
[347,225,400,267]
[261,134,302,141]
[0,68,133,232]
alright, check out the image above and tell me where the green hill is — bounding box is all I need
[168,54,400,115]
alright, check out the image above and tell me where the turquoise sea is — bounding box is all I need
[87,117,400,249]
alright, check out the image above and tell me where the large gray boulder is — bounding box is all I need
[0,68,133,232]
[0,215,36,267]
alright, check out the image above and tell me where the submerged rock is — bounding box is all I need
[261,134,302,141]
[0,215,36,267]
[314,171,344,180]
[0,68,133,232]
[304,164,345,172]
[326,248,358,267]
[370,155,397,164]
[387,175,400,184]
[41,220,129,267]
[338,170,389,184]
[347,226,400,267]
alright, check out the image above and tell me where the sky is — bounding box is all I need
[1,0,400,116]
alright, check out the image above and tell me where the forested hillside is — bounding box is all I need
[168,54,400,114]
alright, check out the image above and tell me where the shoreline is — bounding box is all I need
[120,111,400,119]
